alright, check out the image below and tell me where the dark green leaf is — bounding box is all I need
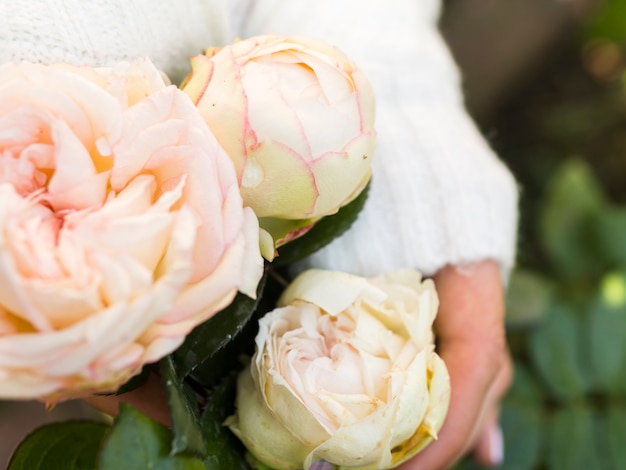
[188,273,287,390]
[8,421,108,470]
[528,302,588,401]
[99,403,171,470]
[548,407,607,470]
[500,404,543,470]
[154,455,207,470]
[161,356,206,458]
[607,407,626,467]
[587,273,626,393]
[114,364,151,395]
[506,269,553,329]
[188,338,249,391]
[201,373,251,470]
[539,159,606,279]
[173,277,266,379]
[272,182,370,267]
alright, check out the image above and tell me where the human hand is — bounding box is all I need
[397,260,513,470]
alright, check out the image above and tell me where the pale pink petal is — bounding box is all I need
[0,59,262,402]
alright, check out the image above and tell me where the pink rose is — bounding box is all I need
[0,59,263,402]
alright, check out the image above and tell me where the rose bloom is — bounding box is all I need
[0,59,263,402]
[181,35,376,250]
[227,269,450,470]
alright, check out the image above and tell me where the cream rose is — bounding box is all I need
[227,269,450,470]
[181,35,376,250]
[0,59,263,402]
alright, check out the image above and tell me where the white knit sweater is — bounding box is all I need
[0,0,518,277]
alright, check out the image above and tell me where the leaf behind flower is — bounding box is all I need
[161,356,206,458]
[172,277,267,380]
[153,455,206,470]
[201,373,252,470]
[8,421,108,470]
[98,404,172,470]
[272,181,370,267]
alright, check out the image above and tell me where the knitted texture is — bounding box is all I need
[242,0,518,277]
[0,0,233,83]
[0,0,518,277]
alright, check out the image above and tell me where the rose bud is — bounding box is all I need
[181,35,376,253]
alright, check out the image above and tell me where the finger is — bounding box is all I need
[82,372,172,426]
[401,338,506,470]
[473,412,503,467]
[473,352,513,466]
[397,261,508,470]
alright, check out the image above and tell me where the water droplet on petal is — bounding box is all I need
[241,158,264,189]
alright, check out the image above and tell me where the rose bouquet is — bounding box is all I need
[3,35,449,470]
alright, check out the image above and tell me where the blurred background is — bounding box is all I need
[3,0,626,468]
[443,0,626,469]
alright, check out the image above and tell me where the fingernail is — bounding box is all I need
[490,426,504,465]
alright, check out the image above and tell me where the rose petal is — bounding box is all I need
[227,366,310,470]
[278,270,386,315]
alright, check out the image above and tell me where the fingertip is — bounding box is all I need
[474,424,504,467]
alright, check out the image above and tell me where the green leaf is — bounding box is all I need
[607,407,626,467]
[587,273,626,393]
[172,277,266,379]
[201,373,251,470]
[500,404,543,470]
[583,0,626,44]
[505,269,553,329]
[272,182,370,267]
[539,159,606,279]
[528,301,589,401]
[8,421,108,470]
[99,404,171,470]
[114,364,151,395]
[154,456,207,470]
[161,356,206,458]
[596,207,626,267]
[547,407,607,470]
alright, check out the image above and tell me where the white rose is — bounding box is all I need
[227,269,450,469]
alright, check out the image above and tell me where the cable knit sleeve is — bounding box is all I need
[238,0,519,277]
[0,0,235,84]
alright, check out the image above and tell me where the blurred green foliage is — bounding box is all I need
[458,1,626,468]
[584,0,626,44]
[456,160,626,470]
